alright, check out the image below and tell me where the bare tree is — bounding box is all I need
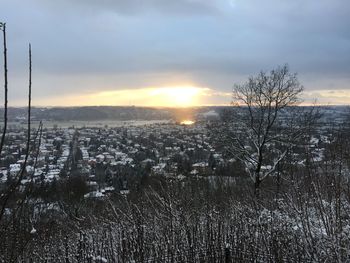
[0,24,33,221]
[0,22,8,156]
[223,65,316,196]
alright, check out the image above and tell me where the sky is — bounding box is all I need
[0,0,350,107]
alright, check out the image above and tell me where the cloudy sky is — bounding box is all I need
[1,0,350,106]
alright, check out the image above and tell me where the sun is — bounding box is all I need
[79,85,209,107]
[149,86,201,107]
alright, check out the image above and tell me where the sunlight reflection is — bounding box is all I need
[180,120,195,125]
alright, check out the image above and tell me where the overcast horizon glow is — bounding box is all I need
[1,0,349,107]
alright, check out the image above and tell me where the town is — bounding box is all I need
[0,106,345,201]
[1,116,247,200]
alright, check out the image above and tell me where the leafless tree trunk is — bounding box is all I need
[0,22,8,156]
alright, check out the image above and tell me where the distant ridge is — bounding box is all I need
[0,105,347,122]
[0,106,226,121]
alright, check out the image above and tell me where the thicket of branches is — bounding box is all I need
[3,150,350,262]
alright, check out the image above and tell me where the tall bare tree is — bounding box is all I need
[0,22,8,156]
[222,65,317,196]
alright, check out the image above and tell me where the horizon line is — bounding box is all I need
[0,104,349,108]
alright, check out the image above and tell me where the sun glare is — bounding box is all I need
[149,86,201,107]
[63,86,211,107]
[180,120,195,125]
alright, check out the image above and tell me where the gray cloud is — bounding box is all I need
[1,0,350,105]
[37,0,218,15]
